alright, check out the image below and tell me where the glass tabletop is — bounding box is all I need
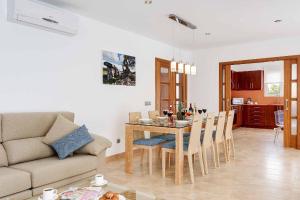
[126,121,191,128]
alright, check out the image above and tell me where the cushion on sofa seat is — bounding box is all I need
[0,144,8,167]
[0,167,31,198]
[1,112,74,142]
[3,137,55,165]
[76,134,112,156]
[43,115,79,145]
[11,155,98,187]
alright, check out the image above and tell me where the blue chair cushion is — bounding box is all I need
[51,125,94,160]
[183,133,190,137]
[133,138,164,146]
[212,130,216,141]
[162,141,189,151]
[152,134,175,141]
[200,131,204,144]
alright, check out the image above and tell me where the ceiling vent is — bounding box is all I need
[168,14,197,30]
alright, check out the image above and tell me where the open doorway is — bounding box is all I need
[230,61,284,145]
[219,55,300,149]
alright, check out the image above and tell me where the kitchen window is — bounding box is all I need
[264,82,283,97]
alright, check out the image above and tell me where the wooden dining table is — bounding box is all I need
[124,122,191,185]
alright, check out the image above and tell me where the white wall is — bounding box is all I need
[0,0,192,155]
[190,37,300,112]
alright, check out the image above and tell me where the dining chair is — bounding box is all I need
[129,112,165,175]
[213,111,227,167]
[161,114,205,183]
[224,110,235,161]
[201,113,217,174]
[274,110,284,144]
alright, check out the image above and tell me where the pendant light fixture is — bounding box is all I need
[170,18,177,72]
[178,61,184,73]
[185,63,191,75]
[190,30,197,75]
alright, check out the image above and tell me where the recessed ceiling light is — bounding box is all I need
[205,33,211,36]
[274,19,282,23]
[145,0,152,4]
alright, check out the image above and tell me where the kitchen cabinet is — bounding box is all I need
[242,105,284,129]
[231,70,264,90]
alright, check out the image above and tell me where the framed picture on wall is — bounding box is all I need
[102,50,136,86]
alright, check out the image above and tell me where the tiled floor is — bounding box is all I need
[102,128,300,200]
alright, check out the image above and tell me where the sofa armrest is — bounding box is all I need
[75,133,112,156]
[91,134,112,149]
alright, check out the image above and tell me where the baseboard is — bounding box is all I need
[106,149,142,162]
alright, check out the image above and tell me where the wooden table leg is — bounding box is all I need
[125,125,133,174]
[175,129,184,185]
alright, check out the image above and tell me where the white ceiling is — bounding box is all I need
[41,0,300,50]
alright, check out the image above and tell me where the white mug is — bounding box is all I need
[43,188,57,200]
[95,174,104,185]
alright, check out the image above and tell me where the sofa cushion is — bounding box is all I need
[0,144,8,167]
[51,125,93,159]
[11,155,97,187]
[3,137,55,165]
[76,134,112,156]
[43,115,79,145]
[2,112,74,142]
[0,167,31,198]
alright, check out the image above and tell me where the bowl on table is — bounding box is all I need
[175,120,190,127]
[139,118,153,124]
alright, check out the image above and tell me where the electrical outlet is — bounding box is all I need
[145,101,151,106]
[116,139,121,144]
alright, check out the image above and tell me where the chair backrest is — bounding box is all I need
[129,112,142,123]
[129,112,144,140]
[215,111,226,142]
[188,114,203,153]
[224,110,234,140]
[148,110,161,137]
[202,113,215,148]
[148,111,159,120]
[274,110,284,126]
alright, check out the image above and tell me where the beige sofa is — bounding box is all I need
[0,112,112,200]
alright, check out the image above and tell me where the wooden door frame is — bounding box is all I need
[155,57,188,113]
[219,54,300,149]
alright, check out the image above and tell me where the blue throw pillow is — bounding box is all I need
[51,125,94,159]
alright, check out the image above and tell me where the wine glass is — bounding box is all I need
[198,109,203,115]
[203,109,207,114]
[163,110,168,116]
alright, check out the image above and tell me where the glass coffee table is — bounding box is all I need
[33,178,160,200]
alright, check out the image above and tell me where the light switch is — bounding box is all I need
[145,101,151,106]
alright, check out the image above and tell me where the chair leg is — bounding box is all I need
[198,148,205,176]
[226,140,231,162]
[274,128,278,144]
[168,153,171,168]
[140,149,144,166]
[162,149,166,178]
[223,141,228,163]
[187,154,195,184]
[211,143,217,168]
[231,138,235,160]
[148,148,153,175]
[202,146,208,174]
[215,142,220,168]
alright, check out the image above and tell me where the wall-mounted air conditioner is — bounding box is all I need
[7,0,79,35]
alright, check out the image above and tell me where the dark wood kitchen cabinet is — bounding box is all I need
[231,70,264,90]
[242,105,284,129]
